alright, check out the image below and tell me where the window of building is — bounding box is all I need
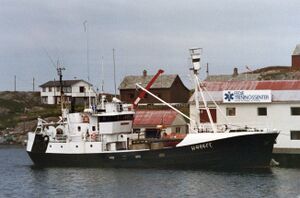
[291,107,300,115]
[257,107,267,116]
[56,87,60,92]
[41,96,47,104]
[42,87,46,92]
[226,107,236,116]
[48,87,52,92]
[92,126,96,131]
[79,86,85,93]
[63,86,72,93]
[176,127,181,133]
[129,93,134,99]
[291,131,300,140]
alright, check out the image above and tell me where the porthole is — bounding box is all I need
[108,156,115,160]
[135,155,141,159]
[60,145,63,148]
[49,145,52,148]
[90,144,93,148]
[76,145,78,148]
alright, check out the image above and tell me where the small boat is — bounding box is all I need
[26,48,279,169]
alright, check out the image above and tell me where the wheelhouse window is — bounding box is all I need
[99,114,134,122]
[257,107,267,116]
[291,107,300,115]
[226,107,236,116]
[291,131,300,140]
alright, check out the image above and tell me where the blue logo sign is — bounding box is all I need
[223,90,272,103]
[224,91,234,102]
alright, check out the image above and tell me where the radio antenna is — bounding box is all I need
[83,20,91,107]
[113,48,117,97]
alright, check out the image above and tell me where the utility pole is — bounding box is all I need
[206,63,209,78]
[32,77,35,92]
[14,75,16,92]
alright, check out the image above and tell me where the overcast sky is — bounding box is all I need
[1,0,300,92]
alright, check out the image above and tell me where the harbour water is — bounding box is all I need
[1,146,300,198]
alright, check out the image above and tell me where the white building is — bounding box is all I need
[189,80,300,166]
[40,80,96,105]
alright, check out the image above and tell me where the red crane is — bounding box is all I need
[133,69,164,109]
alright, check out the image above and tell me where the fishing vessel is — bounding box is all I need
[26,49,279,169]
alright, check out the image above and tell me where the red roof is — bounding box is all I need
[133,110,177,126]
[204,80,300,91]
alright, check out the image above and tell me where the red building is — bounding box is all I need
[119,70,190,104]
[292,44,300,70]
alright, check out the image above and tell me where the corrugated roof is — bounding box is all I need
[203,80,300,91]
[40,80,90,88]
[133,110,178,126]
[293,44,300,55]
[206,73,260,81]
[119,74,178,89]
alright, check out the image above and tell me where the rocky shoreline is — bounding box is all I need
[0,91,61,145]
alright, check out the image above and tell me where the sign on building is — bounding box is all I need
[223,90,272,103]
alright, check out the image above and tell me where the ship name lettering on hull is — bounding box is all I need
[191,142,213,151]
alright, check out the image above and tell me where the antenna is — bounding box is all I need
[42,47,57,70]
[83,20,90,83]
[83,20,91,108]
[56,61,65,112]
[113,48,117,97]
[101,56,104,94]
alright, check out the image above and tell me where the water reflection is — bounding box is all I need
[1,147,300,197]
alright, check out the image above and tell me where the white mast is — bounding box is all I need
[101,56,104,94]
[189,48,201,130]
[113,48,117,98]
[83,20,92,108]
[189,48,217,133]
